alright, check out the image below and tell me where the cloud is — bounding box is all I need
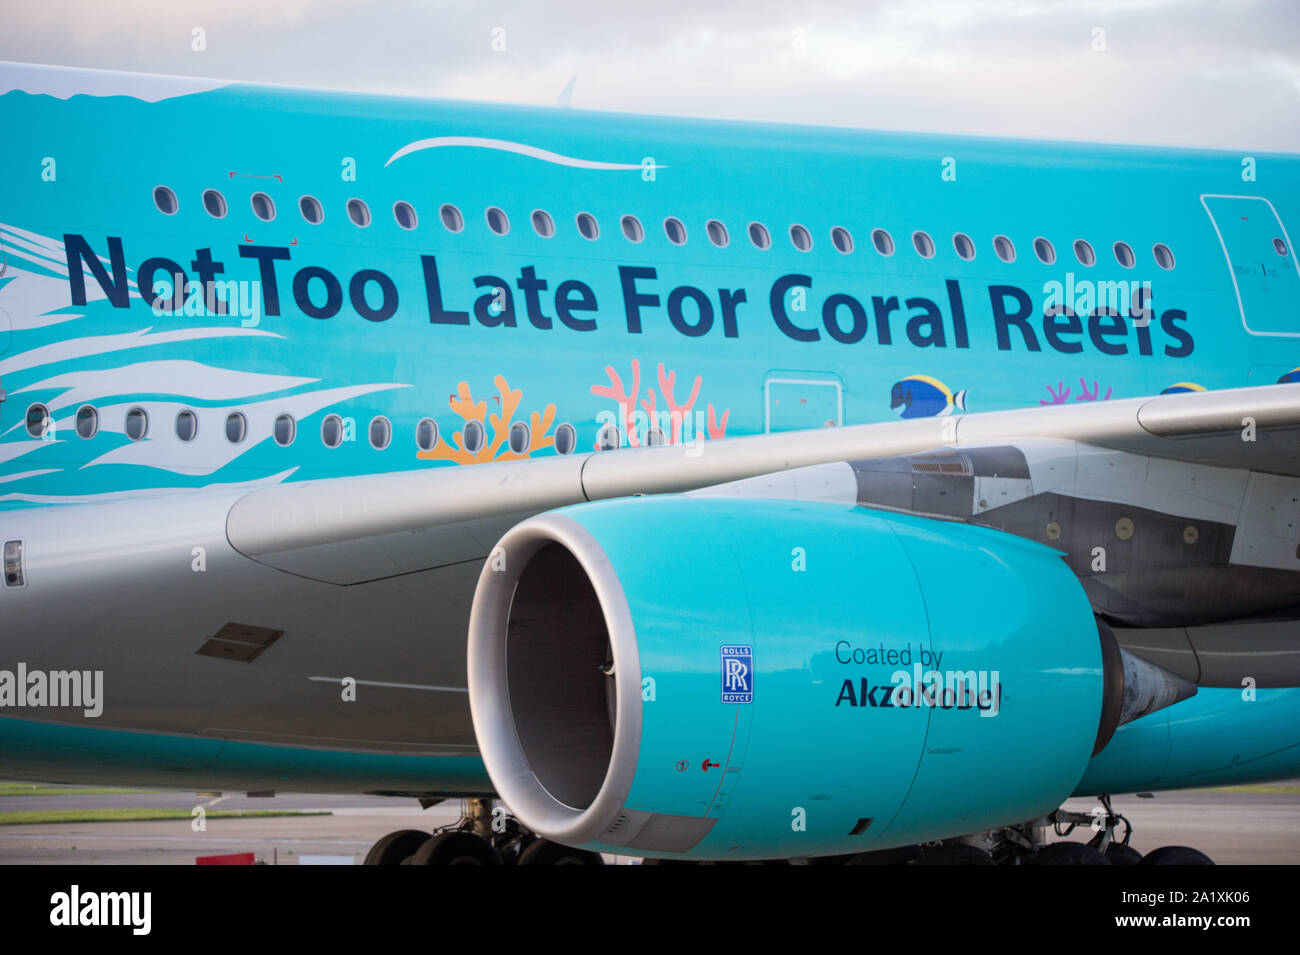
[0,0,1296,149]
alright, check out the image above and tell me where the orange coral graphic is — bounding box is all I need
[418,374,556,464]
[591,359,730,449]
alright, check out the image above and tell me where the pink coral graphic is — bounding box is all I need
[591,360,730,449]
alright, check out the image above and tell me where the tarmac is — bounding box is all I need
[0,784,1295,864]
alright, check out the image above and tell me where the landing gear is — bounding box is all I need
[362,798,605,866]
[518,839,604,866]
[1028,842,1110,865]
[1139,845,1214,865]
[410,830,501,866]
[362,829,432,866]
[976,794,1215,865]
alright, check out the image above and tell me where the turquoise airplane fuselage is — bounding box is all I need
[1,66,1298,504]
[1,64,1300,841]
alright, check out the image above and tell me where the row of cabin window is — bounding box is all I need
[24,403,581,456]
[151,186,1179,269]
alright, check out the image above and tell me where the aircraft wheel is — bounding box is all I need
[1029,842,1111,865]
[363,829,433,866]
[1104,844,1143,865]
[410,831,502,866]
[1139,845,1214,865]
[518,839,605,866]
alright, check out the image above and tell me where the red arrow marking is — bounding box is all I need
[701,759,720,772]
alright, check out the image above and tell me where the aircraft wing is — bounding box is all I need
[226,383,1300,586]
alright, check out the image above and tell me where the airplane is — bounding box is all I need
[1,60,1298,866]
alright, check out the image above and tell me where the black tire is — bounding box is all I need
[1139,845,1215,865]
[1029,842,1111,865]
[1104,844,1144,866]
[518,839,605,866]
[363,829,433,866]
[410,831,502,866]
[914,843,996,866]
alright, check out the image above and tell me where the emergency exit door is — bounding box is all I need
[1201,194,1300,336]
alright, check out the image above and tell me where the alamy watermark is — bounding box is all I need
[0,663,103,717]
[150,277,263,328]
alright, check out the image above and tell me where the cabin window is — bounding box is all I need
[596,424,621,450]
[664,217,687,245]
[706,219,729,247]
[463,419,486,453]
[1153,243,1175,270]
[576,212,599,240]
[953,232,975,260]
[251,192,276,222]
[486,207,509,235]
[913,231,936,258]
[790,224,812,252]
[1033,237,1056,265]
[748,222,771,249]
[1273,237,1288,257]
[508,421,531,454]
[1073,239,1096,266]
[993,234,1016,262]
[225,412,247,443]
[176,409,198,442]
[347,199,372,227]
[369,416,392,450]
[322,414,344,448]
[25,404,49,439]
[416,417,439,451]
[872,228,895,256]
[76,405,99,439]
[532,210,555,237]
[1114,241,1135,268]
[153,186,178,215]
[440,204,465,233]
[831,226,853,254]
[621,215,645,243]
[125,407,149,441]
[554,422,576,455]
[202,189,228,219]
[274,413,296,447]
[299,196,324,225]
[393,201,418,230]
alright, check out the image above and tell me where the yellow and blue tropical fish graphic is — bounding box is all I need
[890,374,967,419]
[1161,382,1206,394]
[1278,369,1300,384]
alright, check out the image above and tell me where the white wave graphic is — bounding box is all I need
[385,136,666,171]
[0,267,86,331]
[0,441,48,466]
[0,326,281,376]
[0,468,58,485]
[2,234,71,276]
[74,382,409,476]
[1,221,138,279]
[0,467,299,505]
[14,360,319,413]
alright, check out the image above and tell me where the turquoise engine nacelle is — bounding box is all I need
[467,496,1108,860]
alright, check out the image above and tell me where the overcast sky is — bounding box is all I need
[2,0,1297,150]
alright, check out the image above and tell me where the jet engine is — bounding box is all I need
[467,496,1190,860]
